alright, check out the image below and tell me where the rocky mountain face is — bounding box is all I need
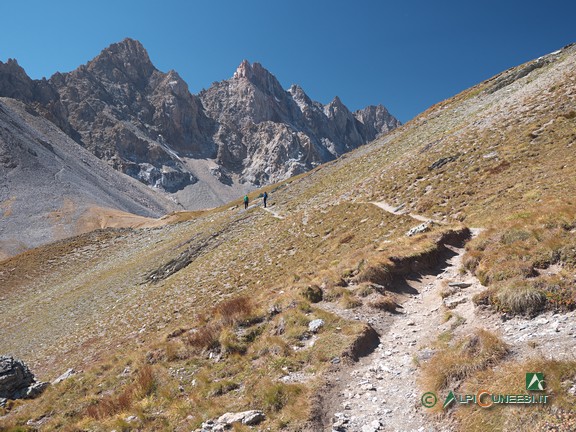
[0,39,399,205]
[200,60,399,184]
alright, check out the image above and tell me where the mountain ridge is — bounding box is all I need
[0,38,400,208]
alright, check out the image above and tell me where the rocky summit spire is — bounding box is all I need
[231,60,285,98]
[0,58,34,101]
[354,104,402,141]
[99,38,152,67]
[86,38,156,87]
[233,59,253,79]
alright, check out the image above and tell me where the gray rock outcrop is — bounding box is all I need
[0,356,48,403]
[195,410,266,431]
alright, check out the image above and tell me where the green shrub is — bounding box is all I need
[301,285,323,303]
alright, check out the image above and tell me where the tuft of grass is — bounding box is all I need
[472,288,496,306]
[85,364,157,420]
[493,282,547,316]
[368,296,398,312]
[339,293,362,309]
[219,328,248,355]
[420,329,509,395]
[355,261,392,286]
[354,283,375,297]
[323,286,347,302]
[216,296,256,326]
[251,380,305,414]
[248,335,292,359]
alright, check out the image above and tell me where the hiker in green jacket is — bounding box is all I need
[244,195,249,209]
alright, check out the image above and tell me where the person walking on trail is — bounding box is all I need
[243,195,249,209]
[263,191,268,208]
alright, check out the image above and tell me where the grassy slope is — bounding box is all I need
[1,44,575,430]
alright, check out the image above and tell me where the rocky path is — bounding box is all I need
[369,201,442,224]
[323,204,576,431]
[261,205,285,220]
[320,202,470,431]
[327,245,467,432]
[318,202,471,431]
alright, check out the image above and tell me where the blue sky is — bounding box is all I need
[1,0,575,122]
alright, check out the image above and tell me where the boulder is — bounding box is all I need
[216,410,265,427]
[448,282,472,288]
[243,410,266,425]
[0,356,48,400]
[308,319,325,333]
[444,297,467,309]
[406,222,430,237]
[52,368,76,385]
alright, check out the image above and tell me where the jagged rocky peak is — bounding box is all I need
[0,58,27,76]
[93,38,153,68]
[355,104,394,123]
[288,84,304,96]
[325,95,346,110]
[85,38,156,86]
[324,95,355,123]
[355,104,402,141]
[288,84,314,107]
[0,38,400,203]
[0,58,34,101]
[233,59,252,79]
[154,69,190,98]
[232,60,284,97]
[233,59,272,81]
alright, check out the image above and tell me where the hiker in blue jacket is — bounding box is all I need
[243,195,249,209]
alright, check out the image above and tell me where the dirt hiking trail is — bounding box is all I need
[316,204,576,431]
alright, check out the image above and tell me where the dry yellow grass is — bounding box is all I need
[455,358,576,432]
[368,296,399,313]
[2,44,576,431]
[420,329,510,396]
[465,203,576,314]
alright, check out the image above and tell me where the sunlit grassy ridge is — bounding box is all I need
[1,44,576,430]
[1,197,446,429]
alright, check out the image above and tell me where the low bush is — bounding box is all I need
[186,325,221,351]
[216,296,255,326]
